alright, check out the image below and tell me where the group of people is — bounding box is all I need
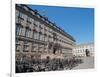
[16,57,83,73]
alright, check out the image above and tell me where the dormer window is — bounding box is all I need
[23,6,29,11]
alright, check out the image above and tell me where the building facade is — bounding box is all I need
[73,43,94,57]
[15,4,75,61]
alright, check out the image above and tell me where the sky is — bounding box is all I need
[28,4,94,44]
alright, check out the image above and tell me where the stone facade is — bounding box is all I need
[15,4,75,61]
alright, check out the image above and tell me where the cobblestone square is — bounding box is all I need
[73,57,94,69]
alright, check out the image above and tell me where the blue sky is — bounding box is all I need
[28,4,94,44]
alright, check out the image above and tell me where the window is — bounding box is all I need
[32,43,35,52]
[16,10,19,21]
[33,22,37,27]
[32,32,34,40]
[32,43,38,52]
[25,28,31,38]
[27,16,31,24]
[16,12,24,24]
[16,39,20,51]
[40,34,44,41]
[33,21,39,27]
[18,12,24,19]
[34,32,39,40]
[16,24,23,36]
[16,38,19,44]
[23,41,29,52]
[39,25,43,30]
[45,36,48,41]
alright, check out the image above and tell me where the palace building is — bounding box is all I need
[15,4,75,61]
[73,43,94,57]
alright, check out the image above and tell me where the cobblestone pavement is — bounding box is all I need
[73,57,94,69]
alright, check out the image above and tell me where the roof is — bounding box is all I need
[16,4,76,42]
